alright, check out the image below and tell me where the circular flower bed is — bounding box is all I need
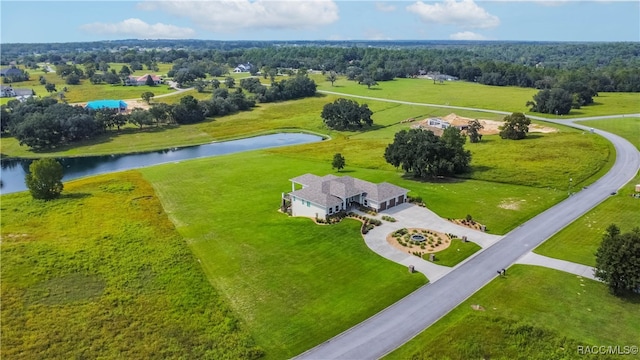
[386,227,454,257]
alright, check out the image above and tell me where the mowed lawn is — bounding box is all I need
[385,265,640,360]
[141,153,427,359]
[0,172,262,359]
[576,117,640,150]
[314,75,640,118]
[534,117,640,266]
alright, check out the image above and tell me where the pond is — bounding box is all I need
[0,133,323,195]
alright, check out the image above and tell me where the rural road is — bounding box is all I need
[297,92,640,359]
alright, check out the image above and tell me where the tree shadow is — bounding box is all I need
[61,192,92,200]
[335,169,355,174]
[23,125,181,155]
[400,173,467,184]
[616,291,640,304]
[469,165,494,174]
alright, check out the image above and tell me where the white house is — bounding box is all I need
[287,174,408,219]
[233,63,253,73]
[0,85,33,99]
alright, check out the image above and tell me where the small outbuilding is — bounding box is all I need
[85,100,128,112]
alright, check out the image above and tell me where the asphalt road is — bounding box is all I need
[297,94,640,359]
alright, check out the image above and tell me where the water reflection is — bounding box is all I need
[0,133,322,194]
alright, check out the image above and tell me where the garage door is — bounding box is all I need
[389,198,396,207]
[380,201,387,210]
[398,195,405,203]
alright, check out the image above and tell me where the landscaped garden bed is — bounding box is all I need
[387,228,455,257]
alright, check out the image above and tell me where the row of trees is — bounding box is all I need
[239,74,317,103]
[2,73,318,150]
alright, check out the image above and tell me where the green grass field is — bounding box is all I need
[0,172,262,359]
[426,239,481,267]
[314,75,640,118]
[141,153,427,359]
[0,70,175,104]
[534,117,640,266]
[535,173,640,266]
[576,117,640,150]
[385,265,640,360]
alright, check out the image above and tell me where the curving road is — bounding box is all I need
[297,92,640,359]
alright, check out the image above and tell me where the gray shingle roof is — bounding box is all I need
[289,173,408,208]
[290,186,343,208]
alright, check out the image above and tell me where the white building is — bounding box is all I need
[287,173,408,219]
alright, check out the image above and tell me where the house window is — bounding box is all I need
[364,200,368,206]
[335,206,339,211]
[329,207,333,214]
[306,201,310,207]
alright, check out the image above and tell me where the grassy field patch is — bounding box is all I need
[315,76,640,118]
[1,172,262,359]
[534,117,640,266]
[141,153,426,359]
[576,117,640,150]
[535,172,640,266]
[385,265,640,360]
[427,239,481,267]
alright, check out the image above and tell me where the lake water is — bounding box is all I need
[0,133,323,195]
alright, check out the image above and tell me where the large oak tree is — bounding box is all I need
[384,127,471,178]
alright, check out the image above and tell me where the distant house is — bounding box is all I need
[0,85,33,99]
[85,100,128,112]
[125,74,162,86]
[286,173,408,218]
[233,63,253,73]
[427,118,451,129]
[0,67,22,78]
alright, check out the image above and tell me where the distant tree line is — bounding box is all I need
[3,41,638,93]
[1,74,318,150]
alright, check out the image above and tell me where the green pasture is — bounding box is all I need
[576,117,640,150]
[385,265,640,360]
[535,173,640,266]
[534,117,639,266]
[2,92,614,197]
[314,75,640,118]
[427,239,482,267]
[0,172,262,359]
[0,124,214,158]
[0,70,176,104]
[141,153,427,359]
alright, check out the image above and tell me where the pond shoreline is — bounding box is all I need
[0,132,325,195]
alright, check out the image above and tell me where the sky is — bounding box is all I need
[1,0,638,43]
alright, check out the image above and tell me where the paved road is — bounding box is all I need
[297,93,640,359]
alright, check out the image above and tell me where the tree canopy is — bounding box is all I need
[321,98,373,130]
[595,225,640,296]
[384,127,471,178]
[499,112,531,140]
[332,153,346,172]
[25,158,64,200]
[527,88,573,115]
[467,119,484,143]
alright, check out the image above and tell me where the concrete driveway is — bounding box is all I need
[360,203,503,282]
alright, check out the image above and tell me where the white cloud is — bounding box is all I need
[449,31,487,40]
[375,2,396,12]
[407,0,500,29]
[138,0,339,32]
[80,18,195,39]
